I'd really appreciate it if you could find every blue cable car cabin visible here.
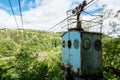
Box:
[61,0,103,79]
[62,29,102,76]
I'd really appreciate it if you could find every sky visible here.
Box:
[0,0,120,36]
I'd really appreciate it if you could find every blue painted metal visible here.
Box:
[62,30,102,76]
[62,31,81,73]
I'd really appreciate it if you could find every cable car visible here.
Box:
[61,0,103,79]
[62,29,102,76]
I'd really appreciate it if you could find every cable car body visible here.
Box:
[62,29,102,76]
[60,0,103,79]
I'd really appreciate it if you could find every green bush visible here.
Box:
[102,36,120,79]
[0,29,120,80]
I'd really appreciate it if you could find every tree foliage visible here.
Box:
[102,35,120,79]
[0,29,120,80]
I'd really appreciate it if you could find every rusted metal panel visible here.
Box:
[62,30,102,76]
[81,32,102,76]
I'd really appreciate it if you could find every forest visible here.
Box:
[0,29,120,80]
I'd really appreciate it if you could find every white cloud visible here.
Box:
[0,9,23,29]
[0,0,71,30]
[0,9,14,28]
[0,0,120,35]
[22,0,71,30]
[35,0,43,7]
[28,1,34,8]
[99,0,120,11]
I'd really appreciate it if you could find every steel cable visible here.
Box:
[8,0,19,29]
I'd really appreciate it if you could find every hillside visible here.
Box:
[0,29,63,80]
[0,29,120,80]
[0,29,61,57]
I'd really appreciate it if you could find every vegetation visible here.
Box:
[0,29,63,80]
[102,35,120,79]
[0,29,120,80]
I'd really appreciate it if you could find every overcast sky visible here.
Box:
[0,0,120,35]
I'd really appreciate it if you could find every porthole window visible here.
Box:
[74,39,79,49]
[62,40,66,48]
[94,40,101,51]
[83,38,91,50]
[68,40,72,48]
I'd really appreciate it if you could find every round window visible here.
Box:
[74,39,79,49]
[94,40,101,51]
[62,40,66,48]
[68,40,72,48]
[83,38,91,50]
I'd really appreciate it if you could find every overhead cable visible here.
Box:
[18,0,24,29]
[48,0,100,31]
[48,0,94,31]
[8,0,19,29]
[84,0,100,11]
[83,11,102,16]
[18,0,25,41]
[48,14,74,31]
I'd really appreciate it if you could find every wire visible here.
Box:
[48,0,94,31]
[55,20,67,30]
[48,14,74,31]
[61,18,101,29]
[48,0,101,31]
[61,21,76,29]
[18,0,24,28]
[18,0,25,41]
[84,0,100,11]
[75,0,98,16]
[82,20,102,24]
[8,0,19,29]
[83,11,102,16]
[83,24,100,29]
